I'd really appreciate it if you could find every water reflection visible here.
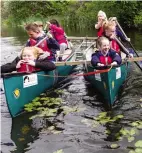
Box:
[11,114,39,153]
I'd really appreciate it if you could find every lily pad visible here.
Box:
[128,136,135,142]
[110,144,119,149]
[53,149,64,153]
[135,148,142,153]
[135,140,142,148]
[129,150,136,153]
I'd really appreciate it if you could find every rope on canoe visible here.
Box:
[37,66,112,78]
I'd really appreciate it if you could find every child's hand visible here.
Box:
[39,52,50,59]
[97,63,105,67]
[110,33,116,39]
[128,53,133,58]
[47,32,53,38]
[26,60,35,66]
[16,60,25,68]
[111,61,117,66]
[46,22,51,27]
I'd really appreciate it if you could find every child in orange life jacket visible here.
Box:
[91,37,122,67]
[102,21,134,57]
[1,47,56,73]
[25,23,60,61]
[95,10,107,37]
[46,19,68,61]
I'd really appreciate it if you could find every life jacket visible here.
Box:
[29,38,53,60]
[97,27,104,37]
[50,29,67,45]
[110,39,120,53]
[100,56,113,65]
[17,63,40,72]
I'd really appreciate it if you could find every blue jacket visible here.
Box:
[91,49,122,67]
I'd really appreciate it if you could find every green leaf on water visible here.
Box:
[120,128,129,136]
[129,128,137,136]
[48,126,55,131]
[32,97,40,102]
[128,136,135,142]
[53,149,64,153]
[105,130,111,134]
[98,112,107,118]
[131,122,139,127]
[135,148,142,153]
[135,140,142,148]
[137,125,142,129]
[110,144,119,149]
[129,150,136,153]
[52,130,62,134]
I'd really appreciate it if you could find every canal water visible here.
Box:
[1,26,142,153]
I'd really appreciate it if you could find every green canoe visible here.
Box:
[84,63,130,107]
[2,48,77,117]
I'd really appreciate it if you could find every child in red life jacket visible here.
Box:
[95,10,107,37]
[1,47,56,73]
[102,21,134,57]
[46,19,68,61]
[33,21,46,37]
[25,23,60,61]
[91,37,122,67]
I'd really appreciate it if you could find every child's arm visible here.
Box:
[111,50,122,66]
[91,53,104,66]
[95,21,103,29]
[35,59,56,71]
[47,38,60,50]
[47,22,64,34]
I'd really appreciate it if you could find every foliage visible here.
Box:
[1,1,142,30]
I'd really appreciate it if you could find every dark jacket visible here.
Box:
[91,49,122,67]
[1,56,56,73]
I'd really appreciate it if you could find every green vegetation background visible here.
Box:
[1,1,142,30]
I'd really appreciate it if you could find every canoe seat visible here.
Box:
[56,49,72,61]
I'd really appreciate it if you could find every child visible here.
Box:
[102,21,134,57]
[95,10,107,37]
[46,19,68,61]
[91,37,122,67]
[1,47,56,73]
[25,23,60,61]
[108,17,130,42]
[33,21,46,37]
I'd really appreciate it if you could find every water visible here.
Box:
[1,26,142,153]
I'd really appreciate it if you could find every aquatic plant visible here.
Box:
[53,149,64,153]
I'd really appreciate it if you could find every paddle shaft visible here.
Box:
[114,37,130,56]
[115,37,142,71]
[54,57,142,66]
[116,20,139,57]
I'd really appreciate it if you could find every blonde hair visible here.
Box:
[21,47,43,59]
[25,23,40,33]
[103,21,115,31]
[98,10,107,20]
[97,36,110,48]
[33,21,43,27]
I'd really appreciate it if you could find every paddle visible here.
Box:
[115,19,140,57]
[54,57,142,66]
[114,37,142,71]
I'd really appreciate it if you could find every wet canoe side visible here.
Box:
[84,63,130,106]
[3,64,75,117]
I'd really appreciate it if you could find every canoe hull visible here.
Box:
[3,64,75,117]
[84,63,130,106]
